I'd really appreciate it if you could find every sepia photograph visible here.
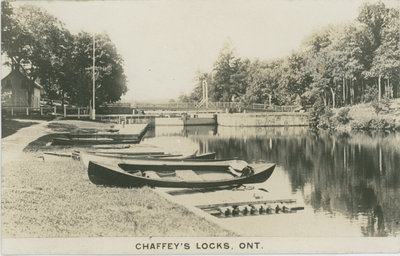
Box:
[1,0,400,254]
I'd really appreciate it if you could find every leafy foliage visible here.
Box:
[335,107,351,125]
[183,2,399,112]
[1,2,127,106]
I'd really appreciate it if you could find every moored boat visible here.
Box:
[52,124,149,145]
[52,137,142,145]
[79,151,217,168]
[88,161,275,188]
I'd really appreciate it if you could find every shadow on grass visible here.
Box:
[23,133,90,152]
[47,122,78,133]
[2,119,39,138]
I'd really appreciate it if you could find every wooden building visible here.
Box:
[1,69,43,108]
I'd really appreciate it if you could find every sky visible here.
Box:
[8,0,399,102]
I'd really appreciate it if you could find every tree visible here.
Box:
[241,59,282,105]
[68,32,128,107]
[358,2,398,101]
[212,42,249,102]
[368,7,400,100]
[278,52,312,105]
[1,3,128,107]
[186,2,400,108]
[2,3,73,105]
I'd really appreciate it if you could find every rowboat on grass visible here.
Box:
[87,160,275,188]
[79,151,217,168]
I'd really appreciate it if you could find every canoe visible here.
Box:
[80,151,217,168]
[68,133,141,140]
[88,161,275,188]
[53,124,149,145]
[91,145,131,149]
[84,151,215,159]
[52,137,142,145]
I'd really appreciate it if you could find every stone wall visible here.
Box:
[217,112,309,127]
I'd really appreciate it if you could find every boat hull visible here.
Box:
[52,137,142,145]
[88,161,275,188]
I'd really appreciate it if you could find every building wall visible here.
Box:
[32,87,41,108]
[1,71,41,107]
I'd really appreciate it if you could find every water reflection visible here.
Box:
[144,125,400,237]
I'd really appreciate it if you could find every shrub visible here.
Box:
[318,107,334,129]
[335,107,351,125]
[350,118,395,131]
[363,87,378,103]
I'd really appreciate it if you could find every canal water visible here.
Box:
[143,125,400,237]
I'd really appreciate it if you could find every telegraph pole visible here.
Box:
[91,33,96,120]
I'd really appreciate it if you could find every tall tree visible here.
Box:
[68,32,127,107]
[212,42,249,102]
[1,3,128,106]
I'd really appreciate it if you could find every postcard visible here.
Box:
[1,0,400,254]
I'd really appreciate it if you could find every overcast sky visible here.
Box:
[9,0,399,102]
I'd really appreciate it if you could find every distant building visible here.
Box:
[1,69,43,108]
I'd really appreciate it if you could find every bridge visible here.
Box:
[133,102,300,112]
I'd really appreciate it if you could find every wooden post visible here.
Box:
[78,108,80,119]
[63,105,67,117]
[26,107,29,116]
[40,107,43,116]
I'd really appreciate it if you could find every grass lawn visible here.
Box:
[1,120,235,238]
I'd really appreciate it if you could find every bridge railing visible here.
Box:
[134,102,300,112]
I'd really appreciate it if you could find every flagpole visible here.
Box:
[91,33,96,120]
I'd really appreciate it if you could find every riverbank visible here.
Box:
[331,99,400,132]
[1,120,234,238]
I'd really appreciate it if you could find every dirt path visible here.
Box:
[1,120,49,166]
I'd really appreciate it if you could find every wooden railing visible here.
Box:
[2,106,90,118]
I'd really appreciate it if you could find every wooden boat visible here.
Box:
[92,145,131,149]
[67,133,142,140]
[80,151,216,168]
[88,161,275,188]
[52,137,142,145]
[85,150,215,159]
[53,124,149,145]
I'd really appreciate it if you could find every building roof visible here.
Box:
[1,69,43,89]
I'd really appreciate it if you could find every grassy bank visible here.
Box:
[1,118,39,138]
[1,120,235,238]
[2,154,234,238]
[318,99,400,132]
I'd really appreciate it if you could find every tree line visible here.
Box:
[181,2,400,109]
[1,2,127,107]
